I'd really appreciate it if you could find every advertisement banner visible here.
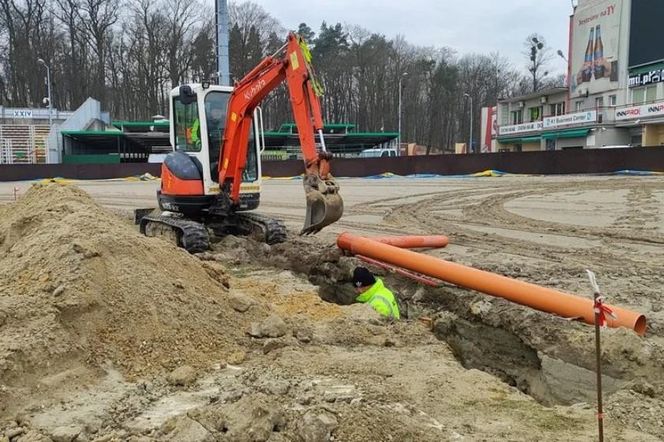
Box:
[629,0,664,68]
[628,68,664,87]
[543,111,597,128]
[498,122,543,136]
[480,106,497,152]
[571,0,623,95]
[615,101,664,120]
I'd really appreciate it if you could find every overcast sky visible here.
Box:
[248,0,573,75]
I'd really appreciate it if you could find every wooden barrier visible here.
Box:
[1,147,663,181]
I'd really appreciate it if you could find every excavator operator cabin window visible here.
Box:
[204,91,230,174]
[173,94,200,152]
[243,136,258,182]
[204,90,258,183]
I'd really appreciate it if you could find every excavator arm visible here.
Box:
[218,32,343,234]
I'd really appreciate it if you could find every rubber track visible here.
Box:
[237,212,287,245]
[141,214,210,253]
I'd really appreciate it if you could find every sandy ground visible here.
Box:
[1,175,663,441]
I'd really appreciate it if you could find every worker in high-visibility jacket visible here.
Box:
[187,106,223,149]
[352,267,400,319]
[189,118,201,146]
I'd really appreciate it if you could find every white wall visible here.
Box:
[47,98,103,164]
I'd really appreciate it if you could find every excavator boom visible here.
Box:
[218,32,343,234]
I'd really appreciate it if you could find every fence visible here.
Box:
[0,125,50,164]
[2,147,663,182]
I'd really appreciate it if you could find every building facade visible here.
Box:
[495,0,664,151]
[616,0,664,146]
[0,106,76,164]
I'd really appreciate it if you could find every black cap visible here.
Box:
[352,267,376,288]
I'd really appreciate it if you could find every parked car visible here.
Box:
[358,148,398,158]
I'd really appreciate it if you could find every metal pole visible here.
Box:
[398,78,402,154]
[464,93,473,154]
[469,96,473,154]
[594,295,605,442]
[216,0,230,86]
[317,129,327,153]
[586,269,606,442]
[46,64,52,128]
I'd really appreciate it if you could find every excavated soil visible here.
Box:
[1,177,663,441]
[0,185,259,412]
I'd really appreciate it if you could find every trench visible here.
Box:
[213,236,627,407]
[430,312,624,406]
[309,269,627,407]
[305,258,626,406]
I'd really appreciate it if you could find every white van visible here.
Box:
[358,148,398,158]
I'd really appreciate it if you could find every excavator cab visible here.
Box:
[167,83,262,212]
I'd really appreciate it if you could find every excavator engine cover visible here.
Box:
[302,174,343,235]
[159,151,215,216]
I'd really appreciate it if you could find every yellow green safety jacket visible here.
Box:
[190,119,200,144]
[355,278,400,319]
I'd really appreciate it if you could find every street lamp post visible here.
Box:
[37,58,52,127]
[556,49,568,62]
[464,93,473,154]
[557,49,569,88]
[398,72,407,155]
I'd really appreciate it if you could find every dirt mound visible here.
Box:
[232,269,345,322]
[0,184,252,403]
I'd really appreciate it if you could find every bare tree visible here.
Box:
[79,0,119,103]
[524,33,552,92]
[190,18,216,82]
[0,0,532,145]
[163,0,200,88]
[1,0,68,107]
[229,1,284,52]
[53,0,87,106]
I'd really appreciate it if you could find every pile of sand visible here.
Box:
[0,184,254,391]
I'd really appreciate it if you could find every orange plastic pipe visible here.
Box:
[338,233,646,336]
[357,255,442,287]
[371,235,449,249]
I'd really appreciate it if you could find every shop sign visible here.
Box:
[499,111,598,136]
[629,69,664,87]
[615,102,664,120]
[544,111,597,128]
[12,109,33,118]
[498,121,543,136]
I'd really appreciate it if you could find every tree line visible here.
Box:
[0,0,563,152]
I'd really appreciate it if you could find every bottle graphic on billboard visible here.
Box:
[593,25,605,79]
[582,27,595,83]
[572,2,621,92]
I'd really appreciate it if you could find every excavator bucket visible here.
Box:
[301,175,343,235]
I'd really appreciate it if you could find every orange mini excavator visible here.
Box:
[138,33,343,252]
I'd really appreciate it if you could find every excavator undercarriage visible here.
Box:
[138,210,286,253]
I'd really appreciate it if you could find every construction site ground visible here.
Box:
[0,174,663,441]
